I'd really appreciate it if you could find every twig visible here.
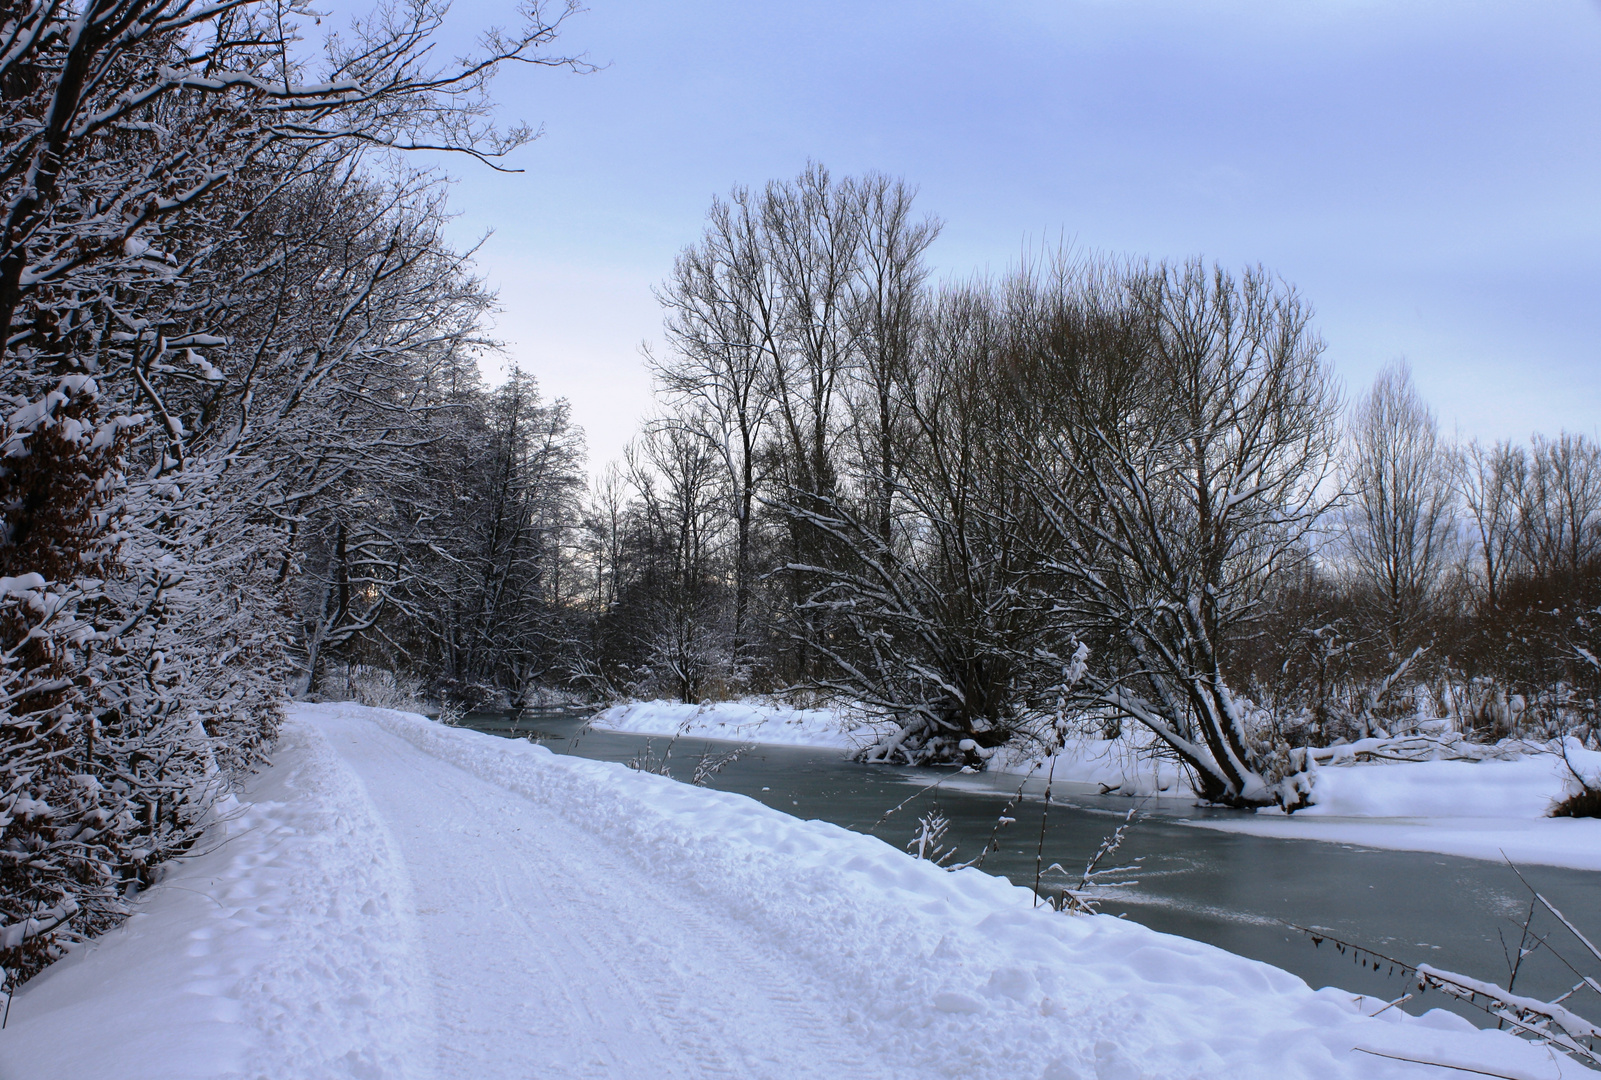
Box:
[1032,758,1057,907]
[959,766,1037,870]
[865,774,954,835]
[1499,897,1540,1027]
[167,822,262,862]
[1502,855,1601,968]
[1352,1046,1539,1080]
[1369,993,1413,1017]
[691,742,755,786]
[1053,807,1142,913]
[1291,924,1599,1063]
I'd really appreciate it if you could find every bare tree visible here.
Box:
[399,371,584,705]
[1457,439,1524,613]
[844,175,942,546]
[1343,362,1457,658]
[652,165,941,687]
[1517,433,1601,582]
[652,189,782,659]
[582,464,632,617]
[761,162,862,506]
[785,282,1058,763]
[626,421,733,702]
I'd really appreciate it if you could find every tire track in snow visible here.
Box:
[318,710,910,1080]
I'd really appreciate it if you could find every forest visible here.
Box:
[1,0,1597,987]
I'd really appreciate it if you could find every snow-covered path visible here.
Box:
[2,703,1593,1080]
[326,709,905,1080]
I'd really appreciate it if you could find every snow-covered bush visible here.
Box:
[320,666,427,712]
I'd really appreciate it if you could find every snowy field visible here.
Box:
[591,699,1601,872]
[0,703,1588,1080]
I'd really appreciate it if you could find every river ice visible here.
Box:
[0,703,1589,1079]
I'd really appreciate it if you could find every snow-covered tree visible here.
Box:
[1019,260,1340,808]
[1,0,580,981]
[787,283,1059,764]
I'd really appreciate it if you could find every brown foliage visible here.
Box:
[0,379,129,981]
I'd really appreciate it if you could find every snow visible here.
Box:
[587,699,1601,870]
[0,714,430,1080]
[0,573,46,597]
[989,736,1188,795]
[1291,747,1596,819]
[1178,742,1601,872]
[970,730,1601,872]
[591,698,880,749]
[1,706,1592,1079]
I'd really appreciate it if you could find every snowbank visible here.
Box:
[5,703,1590,1079]
[0,717,431,1080]
[988,732,1601,869]
[988,735,1187,795]
[590,698,881,749]
[992,733,1601,809]
[1297,744,1600,820]
[1187,741,1601,871]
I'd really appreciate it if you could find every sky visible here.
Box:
[363,0,1601,471]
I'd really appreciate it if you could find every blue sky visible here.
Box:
[391,0,1601,468]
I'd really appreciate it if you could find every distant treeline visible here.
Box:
[545,166,1598,804]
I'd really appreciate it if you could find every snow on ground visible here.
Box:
[0,714,431,1080]
[1290,744,1598,820]
[988,735,1187,795]
[1184,743,1601,872]
[963,729,1601,873]
[2,703,1590,1080]
[590,698,881,749]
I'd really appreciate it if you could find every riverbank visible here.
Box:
[590,697,875,749]
[1,703,1587,1079]
[589,699,1601,871]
